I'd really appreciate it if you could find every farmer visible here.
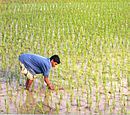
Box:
[19,53,60,90]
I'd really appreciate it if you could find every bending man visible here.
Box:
[19,53,60,90]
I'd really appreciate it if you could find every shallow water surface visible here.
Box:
[0,77,129,114]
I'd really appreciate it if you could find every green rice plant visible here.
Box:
[66,101,70,113]
[55,85,59,95]
[60,93,63,100]
[111,98,116,110]
[120,94,127,114]
[0,1,129,114]
[37,102,45,114]
[70,91,74,104]
[76,96,81,111]
[8,89,13,99]
[6,81,9,94]
[55,103,60,114]
[110,106,113,114]
[95,91,99,109]
[4,98,9,114]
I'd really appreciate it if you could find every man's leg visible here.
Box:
[26,78,33,90]
[19,62,34,90]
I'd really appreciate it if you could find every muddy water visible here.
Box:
[0,76,129,114]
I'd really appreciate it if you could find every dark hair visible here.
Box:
[50,55,60,64]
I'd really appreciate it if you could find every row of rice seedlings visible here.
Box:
[0,1,128,67]
[0,1,129,114]
[2,34,125,111]
[2,54,128,114]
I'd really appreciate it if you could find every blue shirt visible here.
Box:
[19,53,51,77]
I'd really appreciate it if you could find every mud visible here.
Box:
[0,76,129,114]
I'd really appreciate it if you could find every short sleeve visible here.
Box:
[40,58,51,77]
[43,70,50,77]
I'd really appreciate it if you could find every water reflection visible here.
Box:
[20,90,54,114]
[35,90,55,114]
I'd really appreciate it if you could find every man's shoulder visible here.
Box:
[40,57,50,63]
[42,58,51,68]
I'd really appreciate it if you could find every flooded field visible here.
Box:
[0,0,129,114]
[0,70,129,114]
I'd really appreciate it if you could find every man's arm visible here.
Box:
[44,76,54,90]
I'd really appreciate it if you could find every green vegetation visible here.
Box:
[0,0,129,114]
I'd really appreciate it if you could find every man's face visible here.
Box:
[51,60,58,68]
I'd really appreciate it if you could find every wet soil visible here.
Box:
[0,76,129,114]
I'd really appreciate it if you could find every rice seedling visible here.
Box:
[66,101,71,113]
[55,103,60,114]
[4,98,10,114]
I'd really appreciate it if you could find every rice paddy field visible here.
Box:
[0,0,129,114]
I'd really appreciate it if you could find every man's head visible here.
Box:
[50,55,60,67]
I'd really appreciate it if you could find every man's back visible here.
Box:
[19,53,51,76]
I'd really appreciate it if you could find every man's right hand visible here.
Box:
[48,84,54,90]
